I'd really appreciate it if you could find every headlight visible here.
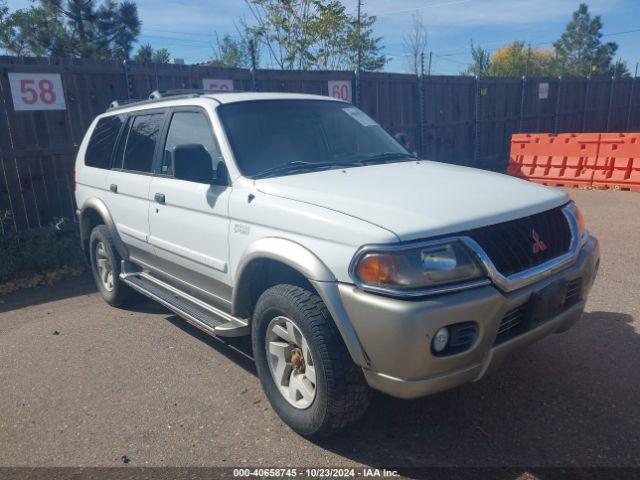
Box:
[351,241,485,292]
[567,201,587,245]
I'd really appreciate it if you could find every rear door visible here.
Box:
[107,110,166,262]
[146,108,232,307]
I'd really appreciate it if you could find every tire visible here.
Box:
[252,284,371,438]
[89,225,138,307]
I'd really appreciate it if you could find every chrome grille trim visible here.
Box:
[349,203,583,298]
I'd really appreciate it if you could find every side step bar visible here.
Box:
[120,267,249,338]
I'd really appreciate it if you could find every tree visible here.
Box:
[243,0,386,71]
[402,13,427,75]
[462,42,491,76]
[610,59,630,78]
[152,48,171,64]
[0,4,69,56]
[134,43,171,64]
[210,33,252,68]
[0,0,140,59]
[486,41,558,77]
[553,3,625,76]
[0,0,7,28]
[345,10,386,71]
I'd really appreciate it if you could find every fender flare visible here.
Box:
[232,237,370,368]
[78,197,129,260]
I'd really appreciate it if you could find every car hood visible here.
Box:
[254,161,569,242]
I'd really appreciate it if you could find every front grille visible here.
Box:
[466,207,572,277]
[494,277,584,345]
[496,304,528,339]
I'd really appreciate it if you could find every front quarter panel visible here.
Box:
[227,178,399,284]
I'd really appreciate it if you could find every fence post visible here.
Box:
[418,52,426,157]
[519,75,527,132]
[553,76,562,134]
[122,60,133,99]
[581,76,591,131]
[606,75,615,131]
[626,73,637,131]
[249,39,258,92]
[473,76,481,167]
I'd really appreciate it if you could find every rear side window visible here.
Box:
[85,115,124,169]
[118,113,164,173]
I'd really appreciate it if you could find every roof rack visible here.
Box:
[107,99,145,110]
[149,88,244,99]
[106,88,244,112]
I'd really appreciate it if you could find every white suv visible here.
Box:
[75,90,600,437]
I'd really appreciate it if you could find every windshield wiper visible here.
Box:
[252,160,365,179]
[252,161,320,179]
[360,152,417,165]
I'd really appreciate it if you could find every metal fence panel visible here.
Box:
[0,56,638,234]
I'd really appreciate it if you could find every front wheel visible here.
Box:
[252,284,371,438]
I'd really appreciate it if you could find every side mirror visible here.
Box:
[214,161,229,186]
[173,144,215,184]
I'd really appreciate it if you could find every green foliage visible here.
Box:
[553,3,626,77]
[462,42,491,76]
[134,43,171,63]
[464,4,629,78]
[0,213,86,285]
[209,33,253,68]
[244,0,386,71]
[486,42,559,77]
[0,0,141,60]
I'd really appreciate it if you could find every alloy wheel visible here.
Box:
[265,316,317,409]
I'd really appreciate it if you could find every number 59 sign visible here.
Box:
[8,73,67,111]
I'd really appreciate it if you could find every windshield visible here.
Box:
[217,100,412,178]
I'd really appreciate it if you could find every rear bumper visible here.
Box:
[338,235,600,399]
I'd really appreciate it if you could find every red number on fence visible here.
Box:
[207,82,230,90]
[20,79,38,104]
[39,79,57,104]
[19,78,57,105]
[331,84,349,101]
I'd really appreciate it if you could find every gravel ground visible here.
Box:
[0,188,639,469]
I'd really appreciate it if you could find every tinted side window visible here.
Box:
[85,115,124,169]
[162,111,222,176]
[120,113,164,173]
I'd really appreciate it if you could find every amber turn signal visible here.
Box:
[574,204,585,236]
[356,254,397,284]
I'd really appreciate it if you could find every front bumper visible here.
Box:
[338,235,600,399]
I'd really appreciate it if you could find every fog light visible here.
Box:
[432,327,450,353]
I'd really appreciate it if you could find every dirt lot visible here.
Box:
[1,188,639,469]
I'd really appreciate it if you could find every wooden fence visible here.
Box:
[1,56,639,235]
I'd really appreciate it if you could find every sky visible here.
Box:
[6,0,640,74]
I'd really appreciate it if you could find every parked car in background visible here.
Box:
[75,90,600,437]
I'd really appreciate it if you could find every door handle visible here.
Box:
[154,193,166,204]
[110,184,118,193]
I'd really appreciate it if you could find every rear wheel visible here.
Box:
[89,225,137,307]
[252,284,371,438]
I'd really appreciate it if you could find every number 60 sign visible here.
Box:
[8,73,67,111]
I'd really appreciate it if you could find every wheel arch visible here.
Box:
[232,238,370,368]
[78,197,129,260]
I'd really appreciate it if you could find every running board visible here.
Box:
[120,267,249,338]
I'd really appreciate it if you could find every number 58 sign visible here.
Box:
[9,73,67,111]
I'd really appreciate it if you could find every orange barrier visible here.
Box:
[507,133,600,188]
[591,133,640,192]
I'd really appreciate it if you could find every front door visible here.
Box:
[147,109,232,308]
[107,110,166,262]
